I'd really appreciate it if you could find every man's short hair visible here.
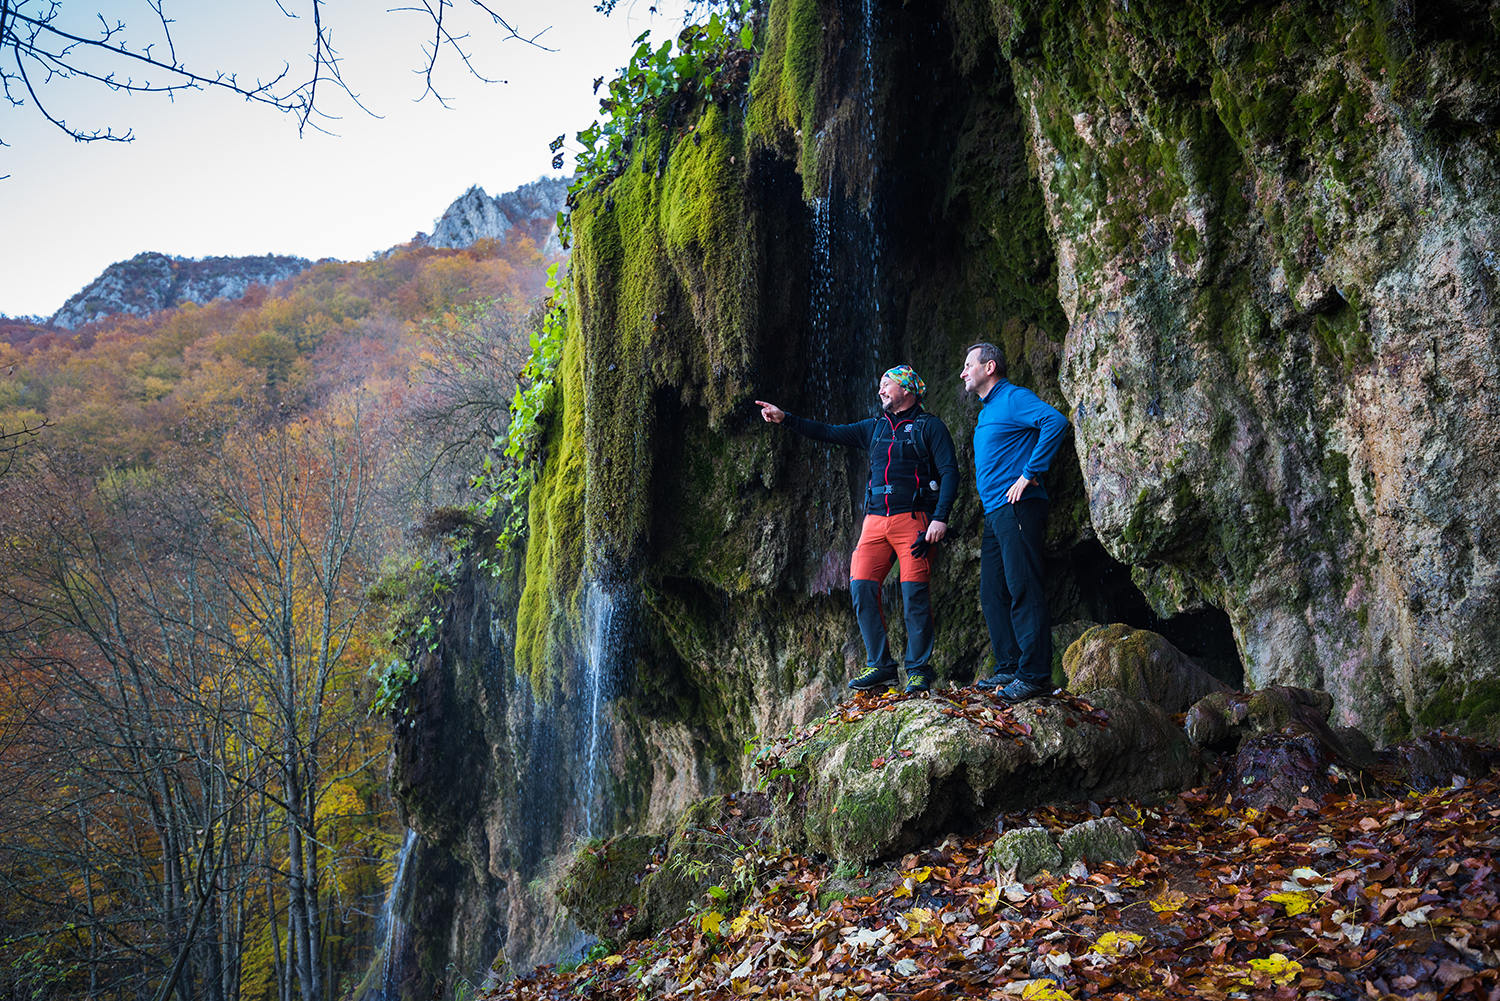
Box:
[967,342,1007,379]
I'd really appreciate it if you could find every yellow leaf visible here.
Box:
[892,880,914,899]
[907,866,933,883]
[1018,980,1075,1000]
[1149,887,1189,913]
[698,911,724,936]
[1246,953,1303,986]
[1265,891,1319,916]
[979,884,1001,912]
[1089,932,1144,957]
[730,914,750,937]
[602,955,625,966]
[1051,881,1071,903]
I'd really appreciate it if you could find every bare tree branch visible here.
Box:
[0,0,551,145]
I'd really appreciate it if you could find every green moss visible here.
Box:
[514,327,587,689]
[746,0,824,189]
[569,99,755,572]
[1313,293,1372,372]
[1416,677,1500,735]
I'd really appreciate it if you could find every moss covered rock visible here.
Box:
[555,835,657,941]
[776,690,1200,863]
[1056,817,1146,870]
[988,828,1061,883]
[1064,623,1231,712]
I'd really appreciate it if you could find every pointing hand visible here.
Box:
[754,400,785,423]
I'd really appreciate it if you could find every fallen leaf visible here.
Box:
[1245,953,1303,986]
[1149,886,1190,913]
[1089,931,1144,957]
[1264,890,1319,916]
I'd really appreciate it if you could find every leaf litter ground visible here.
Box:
[482,690,1500,1001]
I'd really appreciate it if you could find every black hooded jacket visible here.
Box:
[782,405,959,521]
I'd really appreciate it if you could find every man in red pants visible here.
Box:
[756,366,959,693]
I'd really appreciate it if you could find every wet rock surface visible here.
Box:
[1376,734,1500,792]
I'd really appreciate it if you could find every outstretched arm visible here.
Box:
[757,402,873,449]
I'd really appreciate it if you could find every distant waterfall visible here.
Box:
[372,830,417,1001]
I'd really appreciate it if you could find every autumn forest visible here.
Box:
[0,232,563,1000]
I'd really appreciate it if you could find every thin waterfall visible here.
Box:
[808,194,834,420]
[373,830,417,1001]
[860,0,884,402]
[578,582,622,837]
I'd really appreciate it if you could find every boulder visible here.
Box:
[1063,624,1230,713]
[766,690,1201,863]
[1219,726,1345,810]
[1377,735,1500,792]
[1189,686,1381,809]
[555,834,657,941]
[988,828,1061,882]
[989,817,1146,883]
[1185,686,1372,763]
[554,791,772,944]
[1056,816,1146,869]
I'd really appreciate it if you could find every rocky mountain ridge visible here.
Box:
[41,177,570,330]
[50,252,314,329]
[422,177,569,252]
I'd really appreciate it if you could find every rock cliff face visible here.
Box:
[427,178,570,252]
[50,252,312,328]
[389,0,1500,994]
[1000,3,1500,743]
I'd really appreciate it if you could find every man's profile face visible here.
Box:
[960,348,994,394]
[878,375,912,413]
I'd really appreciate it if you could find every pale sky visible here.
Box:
[0,1,666,318]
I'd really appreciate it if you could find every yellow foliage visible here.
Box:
[1246,953,1304,985]
[1264,890,1319,915]
[1088,931,1144,957]
[1149,886,1190,913]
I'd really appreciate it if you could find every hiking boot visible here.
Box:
[995,677,1053,703]
[904,670,932,694]
[848,665,899,691]
[975,670,1017,691]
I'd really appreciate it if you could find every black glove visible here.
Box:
[910,536,930,559]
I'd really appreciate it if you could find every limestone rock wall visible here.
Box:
[996,1,1500,742]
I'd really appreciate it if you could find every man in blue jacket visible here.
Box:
[959,342,1069,703]
[757,366,959,694]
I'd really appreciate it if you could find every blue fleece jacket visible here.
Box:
[974,380,1069,512]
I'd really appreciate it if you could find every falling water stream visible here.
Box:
[578,582,622,837]
[373,829,417,1001]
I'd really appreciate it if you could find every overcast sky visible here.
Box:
[0,0,665,319]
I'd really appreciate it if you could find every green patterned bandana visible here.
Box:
[883,365,926,399]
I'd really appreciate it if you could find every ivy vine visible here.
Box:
[557,1,758,245]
